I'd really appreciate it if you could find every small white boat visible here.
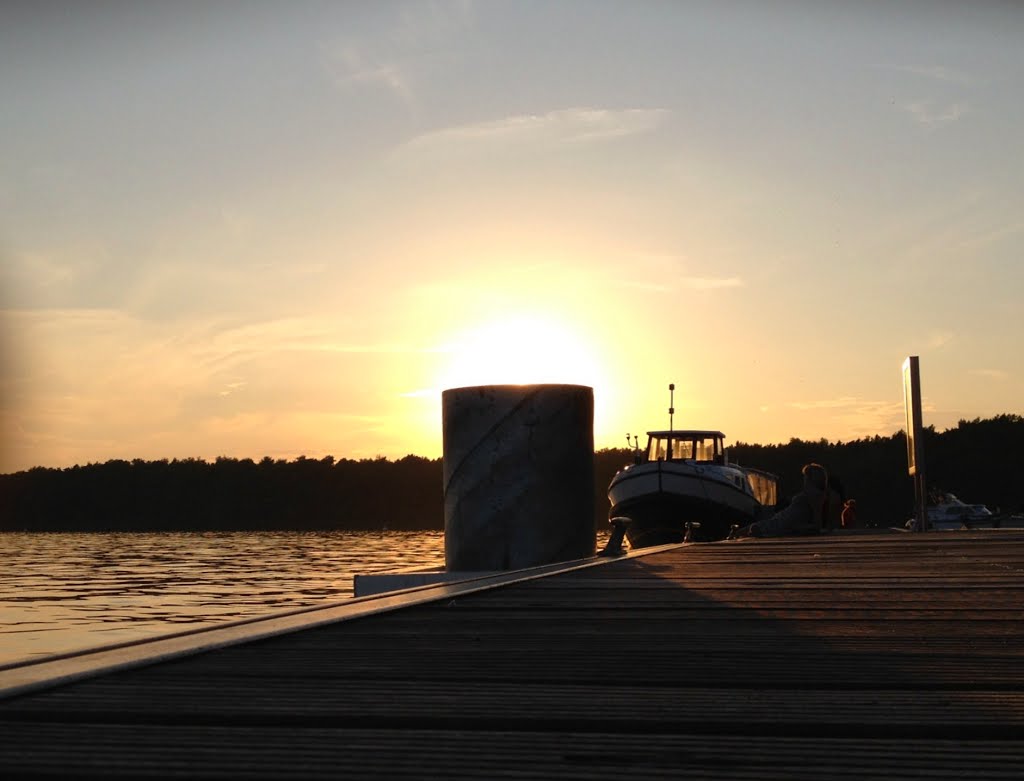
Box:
[607,429,780,547]
[907,492,995,530]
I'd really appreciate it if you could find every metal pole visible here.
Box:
[668,383,675,434]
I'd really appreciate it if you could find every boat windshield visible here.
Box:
[647,435,721,462]
[745,469,778,507]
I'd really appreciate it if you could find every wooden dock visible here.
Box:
[2,530,1024,778]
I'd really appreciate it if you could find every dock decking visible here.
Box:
[2,530,1024,778]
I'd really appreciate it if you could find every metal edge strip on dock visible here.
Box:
[0,543,682,701]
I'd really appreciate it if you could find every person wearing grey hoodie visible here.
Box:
[735,463,830,538]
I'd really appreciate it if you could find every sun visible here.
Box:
[435,313,609,393]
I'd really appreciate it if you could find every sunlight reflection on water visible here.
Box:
[0,530,446,665]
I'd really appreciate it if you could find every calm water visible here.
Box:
[0,531,446,666]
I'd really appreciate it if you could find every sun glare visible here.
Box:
[436,314,609,393]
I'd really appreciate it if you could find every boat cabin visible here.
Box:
[645,430,727,464]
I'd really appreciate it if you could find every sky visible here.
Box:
[1,1,1022,472]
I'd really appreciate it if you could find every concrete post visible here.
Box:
[442,384,595,571]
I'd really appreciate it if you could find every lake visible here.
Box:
[1,529,610,667]
[0,530,447,666]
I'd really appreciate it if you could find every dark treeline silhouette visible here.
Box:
[2,415,1022,532]
[0,455,444,532]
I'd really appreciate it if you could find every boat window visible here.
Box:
[670,439,694,459]
[746,471,779,507]
[695,439,718,461]
[648,436,725,461]
[647,437,668,461]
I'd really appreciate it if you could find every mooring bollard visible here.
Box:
[442,384,595,571]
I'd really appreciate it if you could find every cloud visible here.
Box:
[617,275,742,293]
[610,252,741,294]
[400,388,438,399]
[319,1,476,107]
[680,276,743,290]
[785,397,908,440]
[969,369,1008,381]
[927,330,955,349]
[620,280,675,294]
[788,396,861,411]
[902,100,969,128]
[395,107,669,157]
[2,307,441,469]
[951,220,1024,252]
[9,251,79,290]
[3,309,433,398]
[177,317,441,376]
[875,63,974,86]
[2,307,127,330]
[321,44,414,104]
[217,381,247,398]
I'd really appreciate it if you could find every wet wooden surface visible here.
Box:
[2,530,1024,779]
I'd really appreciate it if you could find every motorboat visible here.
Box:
[607,429,780,547]
[907,492,996,530]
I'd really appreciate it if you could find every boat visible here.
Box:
[906,492,996,530]
[607,428,780,547]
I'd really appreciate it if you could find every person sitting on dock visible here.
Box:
[733,463,830,538]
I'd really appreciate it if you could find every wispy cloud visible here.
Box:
[927,330,955,349]
[612,252,742,294]
[10,251,79,289]
[874,63,974,132]
[616,275,741,293]
[951,220,1024,252]
[788,396,861,411]
[396,107,669,157]
[970,368,1008,381]
[902,100,969,128]
[320,1,477,107]
[2,307,126,327]
[218,381,247,398]
[875,63,974,86]
[619,280,674,293]
[186,317,443,372]
[680,276,743,290]
[321,44,414,104]
[400,388,438,399]
[785,397,908,440]
[2,307,445,469]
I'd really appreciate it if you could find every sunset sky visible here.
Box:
[2,1,1022,472]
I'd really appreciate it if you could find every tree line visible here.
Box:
[727,414,1024,524]
[0,455,443,532]
[1,415,1021,532]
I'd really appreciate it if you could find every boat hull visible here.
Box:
[608,461,762,546]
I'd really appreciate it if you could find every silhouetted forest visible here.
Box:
[2,415,1021,532]
[0,455,443,532]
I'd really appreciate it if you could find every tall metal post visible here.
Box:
[902,357,928,532]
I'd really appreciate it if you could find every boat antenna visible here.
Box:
[626,433,640,464]
[668,383,675,434]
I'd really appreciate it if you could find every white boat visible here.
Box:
[607,429,780,547]
[907,492,996,530]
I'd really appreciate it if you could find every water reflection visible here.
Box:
[0,531,445,665]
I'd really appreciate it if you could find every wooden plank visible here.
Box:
[2,724,1023,780]
[7,678,1023,734]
